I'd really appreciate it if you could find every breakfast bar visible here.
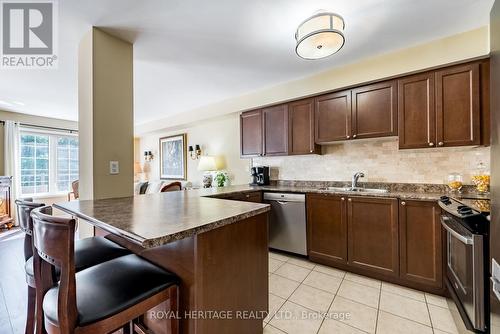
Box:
[54,191,270,334]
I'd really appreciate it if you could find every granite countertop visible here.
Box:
[55,190,270,248]
[55,182,489,248]
[203,184,490,201]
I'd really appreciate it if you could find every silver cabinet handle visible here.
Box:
[346,135,350,139]
[438,142,444,146]
[401,201,406,206]
[310,150,314,153]
[441,216,473,245]
[353,134,357,139]
[341,197,345,201]
[348,198,352,202]
[429,142,435,147]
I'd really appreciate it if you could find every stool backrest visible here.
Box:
[160,181,182,192]
[15,198,45,261]
[31,206,78,332]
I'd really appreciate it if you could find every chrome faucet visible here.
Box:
[352,172,365,189]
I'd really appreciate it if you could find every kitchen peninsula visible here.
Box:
[54,190,270,334]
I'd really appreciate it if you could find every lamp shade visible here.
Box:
[197,156,218,171]
[295,12,345,60]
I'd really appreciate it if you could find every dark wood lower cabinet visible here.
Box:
[347,197,399,278]
[214,191,262,203]
[307,194,347,265]
[399,200,443,289]
[306,195,444,294]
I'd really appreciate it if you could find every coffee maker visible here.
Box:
[250,166,270,186]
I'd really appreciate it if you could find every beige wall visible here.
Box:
[78,28,134,201]
[139,113,251,187]
[78,28,134,238]
[253,138,490,184]
[136,27,490,135]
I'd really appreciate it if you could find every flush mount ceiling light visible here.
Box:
[295,12,345,60]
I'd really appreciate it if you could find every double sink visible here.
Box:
[317,186,389,194]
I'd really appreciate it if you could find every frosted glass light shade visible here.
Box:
[197,156,218,171]
[295,12,345,60]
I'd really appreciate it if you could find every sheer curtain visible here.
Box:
[4,120,20,224]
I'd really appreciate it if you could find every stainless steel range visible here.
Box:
[438,196,490,332]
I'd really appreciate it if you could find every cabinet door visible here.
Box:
[398,72,436,149]
[240,110,263,157]
[307,194,347,265]
[288,98,320,155]
[263,104,288,156]
[435,63,481,147]
[347,197,399,277]
[352,81,397,139]
[315,90,352,143]
[399,200,442,288]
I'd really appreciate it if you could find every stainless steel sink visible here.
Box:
[318,187,389,194]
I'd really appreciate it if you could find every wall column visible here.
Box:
[78,27,134,237]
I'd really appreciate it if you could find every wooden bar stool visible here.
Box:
[15,199,132,334]
[160,182,182,192]
[31,206,180,334]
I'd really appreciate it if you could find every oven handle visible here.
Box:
[441,216,473,245]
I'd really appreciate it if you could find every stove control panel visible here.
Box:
[438,196,481,218]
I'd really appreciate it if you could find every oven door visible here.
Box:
[441,215,485,331]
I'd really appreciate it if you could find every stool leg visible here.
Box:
[168,286,179,334]
[25,286,36,334]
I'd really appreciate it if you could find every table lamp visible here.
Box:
[197,156,218,188]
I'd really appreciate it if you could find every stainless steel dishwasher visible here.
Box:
[263,192,307,256]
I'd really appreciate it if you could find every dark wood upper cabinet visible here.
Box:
[399,200,442,289]
[263,104,288,156]
[347,197,399,278]
[288,99,320,155]
[435,63,481,147]
[315,90,352,143]
[240,110,263,157]
[352,81,398,139]
[307,194,347,265]
[398,72,436,149]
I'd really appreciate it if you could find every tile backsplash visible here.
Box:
[252,138,490,184]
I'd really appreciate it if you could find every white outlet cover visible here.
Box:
[110,161,119,175]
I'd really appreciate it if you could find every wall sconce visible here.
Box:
[188,145,201,160]
[144,151,153,162]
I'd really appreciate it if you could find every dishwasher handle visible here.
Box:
[263,192,305,202]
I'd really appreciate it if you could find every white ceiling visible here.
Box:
[0,0,494,125]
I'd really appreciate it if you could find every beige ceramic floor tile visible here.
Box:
[424,293,449,308]
[275,263,312,282]
[319,319,366,334]
[381,282,425,302]
[269,273,300,299]
[428,304,459,334]
[269,251,291,262]
[379,291,431,326]
[266,293,286,323]
[337,279,380,308]
[313,264,347,279]
[303,270,343,294]
[264,324,287,333]
[270,301,323,334]
[287,257,316,269]
[289,284,335,313]
[345,273,381,289]
[269,258,285,273]
[329,296,378,333]
[376,310,433,334]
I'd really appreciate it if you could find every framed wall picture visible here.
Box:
[159,134,187,180]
